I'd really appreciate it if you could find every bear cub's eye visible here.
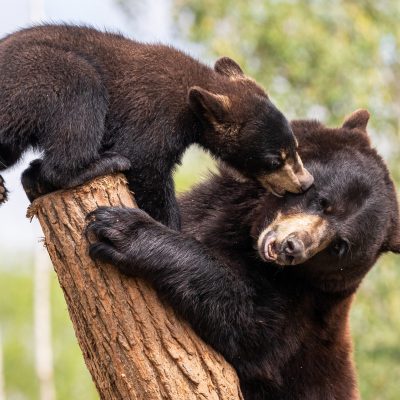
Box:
[331,239,349,258]
[270,160,282,169]
[265,156,283,171]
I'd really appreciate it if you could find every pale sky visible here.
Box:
[0,0,182,257]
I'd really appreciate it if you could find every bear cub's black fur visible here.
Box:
[0,24,312,228]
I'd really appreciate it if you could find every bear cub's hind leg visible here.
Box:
[64,152,131,188]
[22,154,131,202]
[21,160,56,202]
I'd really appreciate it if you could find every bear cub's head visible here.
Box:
[188,57,313,196]
[256,110,399,290]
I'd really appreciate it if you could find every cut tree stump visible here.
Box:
[27,174,243,400]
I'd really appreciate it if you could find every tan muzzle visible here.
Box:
[259,153,314,197]
[257,212,334,265]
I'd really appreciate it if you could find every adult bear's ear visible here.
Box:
[214,57,244,78]
[188,86,230,124]
[382,213,400,253]
[385,230,400,253]
[342,109,370,132]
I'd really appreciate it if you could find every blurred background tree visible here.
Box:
[173,0,400,175]
[0,1,399,399]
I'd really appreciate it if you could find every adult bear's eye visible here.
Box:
[331,239,349,258]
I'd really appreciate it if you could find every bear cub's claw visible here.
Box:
[0,175,8,204]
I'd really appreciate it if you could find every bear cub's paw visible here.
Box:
[21,159,56,202]
[0,175,8,204]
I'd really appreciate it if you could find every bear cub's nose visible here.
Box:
[299,172,314,192]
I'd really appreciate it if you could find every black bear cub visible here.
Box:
[0,24,313,229]
[88,109,400,399]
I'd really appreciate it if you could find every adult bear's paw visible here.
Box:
[86,207,159,270]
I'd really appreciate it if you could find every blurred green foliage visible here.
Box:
[1,1,399,399]
[0,260,97,400]
[173,0,400,179]
[351,254,400,400]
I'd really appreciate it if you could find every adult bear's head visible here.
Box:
[256,110,399,291]
[188,57,313,196]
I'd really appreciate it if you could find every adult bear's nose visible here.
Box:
[282,236,305,262]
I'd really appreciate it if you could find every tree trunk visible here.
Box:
[27,174,243,400]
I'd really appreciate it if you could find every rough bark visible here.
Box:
[27,174,243,400]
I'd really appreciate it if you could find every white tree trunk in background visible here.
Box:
[34,247,56,400]
[29,4,56,398]
[0,328,5,400]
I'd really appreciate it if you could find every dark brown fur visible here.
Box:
[87,113,399,399]
[0,24,311,229]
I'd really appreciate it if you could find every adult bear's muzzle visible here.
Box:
[257,212,335,265]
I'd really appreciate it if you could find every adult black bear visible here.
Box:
[88,109,400,399]
[0,24,313,229]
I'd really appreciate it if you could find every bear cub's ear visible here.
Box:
[188,87,230,124]
[342,109,370,132]
[214,57,244,78]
